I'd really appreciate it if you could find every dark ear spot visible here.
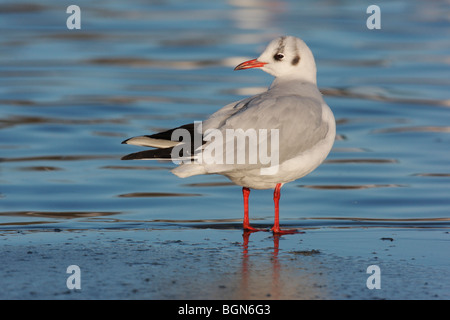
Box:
[291,55,300,66]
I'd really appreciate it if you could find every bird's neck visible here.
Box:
[269,76,318,94]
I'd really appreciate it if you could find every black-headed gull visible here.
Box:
[122,36,336,234]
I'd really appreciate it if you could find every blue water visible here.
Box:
[0,0,449,299]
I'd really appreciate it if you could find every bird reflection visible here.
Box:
[240,230,285,299]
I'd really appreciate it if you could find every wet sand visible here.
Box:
[1,227,448,300]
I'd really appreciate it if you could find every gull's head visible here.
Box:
[234,36,317,83]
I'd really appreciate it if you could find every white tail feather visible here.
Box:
[123,136,181,148]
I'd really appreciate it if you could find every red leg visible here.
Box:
[242,187,263,232]
[271,183,298,234]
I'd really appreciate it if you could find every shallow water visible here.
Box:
[1,0,449,300]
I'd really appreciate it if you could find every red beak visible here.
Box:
[234,58,267,71]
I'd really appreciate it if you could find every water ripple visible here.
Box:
[117,192,202,198]
[372,126,450,134]
[324,158,398,164]
[321,87,450,108]
[299,184,405,190]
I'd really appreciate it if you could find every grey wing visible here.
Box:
[202,93,329,167]
[202,96,255,131]
[272,95,329,162]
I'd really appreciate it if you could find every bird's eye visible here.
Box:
[274,53,285,61]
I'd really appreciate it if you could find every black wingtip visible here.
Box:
[121,147,175,161]
[121,138,129,145]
